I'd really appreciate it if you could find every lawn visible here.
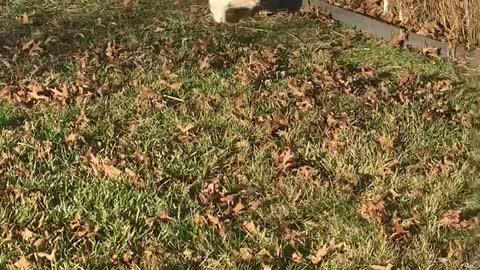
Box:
[0,0,478,269]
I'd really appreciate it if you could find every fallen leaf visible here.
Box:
[261,263,272,270]
[440,209,473,228]
[64,133,78,148]
[274,147,296,172]
[422,47,440,58]
[359,197,385,224]
[102,164,121,177]
[399,70,417,86]
[232,200,245,215]
[75,111,88,130]
[308,239,334,264]
[18,13,32,25]
[157,211,175,222]
[123,0,134,13]
[388,31,407,47]
[242,221,258,235]
[13,256,32,269]
[207,214,226,237]
[378,136,394,150]
[21,228,34,242]
[124,168,145,188]
[159,80,183,91]
[292,251,303,262]
[122,250,134,265]
[389,211,410,241]
[239,247,253,261]
[370,263,394,270]
[105,41,117,64]
[33,237,47,250]
[297,166,317,179]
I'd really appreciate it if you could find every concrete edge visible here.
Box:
[301,0,480,69]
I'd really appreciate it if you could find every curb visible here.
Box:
[301,0,480,69]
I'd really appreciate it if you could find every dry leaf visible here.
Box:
[242,221,258,235]
[378,136,394,150]
[308,239,334,264]
[18,13,32,25]
[232,200,245,215]
[102,164,121,177]
[157,211,175,222]
[21,228,34,242]
[359,197,385,224]
[399,70,417,86]
[239,247,253,261]
[13,256,32,269]
[65,133,78,147]
[33,237,47,250]
[370,263,394,270]
[124,168,145,188]
[297,166,317,179]
[389,211,410,241]
[292,251,303,262]
[274,147,296,172]
[440,209,473,228]
[388,31,407,47]
[207,214,226,237]
[123,0,134,13]
[422,47,440,58]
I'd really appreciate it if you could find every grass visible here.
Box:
[0,0,478,269]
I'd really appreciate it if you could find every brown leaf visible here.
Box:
[440,209,473,228]
[232,200,245,215]
[64,133,78,148]
[274,147,296,172]
[361,67,377,80]
[21,228,34,242]
[308,239,335,264]
[370,263,394,270]
[389,211,410,241]
[399,70,417,86]
[122,250,134,265]
[359,197,385,224]
[33,237,47,250]
[297,166,317,179]
[387,31,407,47]
[102,164,121,177]
[105,41,117,64]
[75,111,88,130]
[159,80,183,91]
[123,0,134,13]
[242,221,258,235]
[18,13,32,25]
[292,251,303,263]
[157,211,175,222]
[124,168,145,188]
[239,247,253,261]
[207,214,226,237]
[422,47,440,58]
[13,256,32,269]
[177,124,195,134]
[199,56,210,71]
[378,136,394,150]
[37,249,56,261]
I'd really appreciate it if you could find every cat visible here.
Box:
[209,0,261,23]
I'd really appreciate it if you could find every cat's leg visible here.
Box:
[209,0,228,23]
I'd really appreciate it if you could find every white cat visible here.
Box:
[209,0,261,23]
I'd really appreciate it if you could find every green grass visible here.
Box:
[0,0,478,269]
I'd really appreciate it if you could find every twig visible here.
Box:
[238,26,270,33]
[163,95,184,102]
